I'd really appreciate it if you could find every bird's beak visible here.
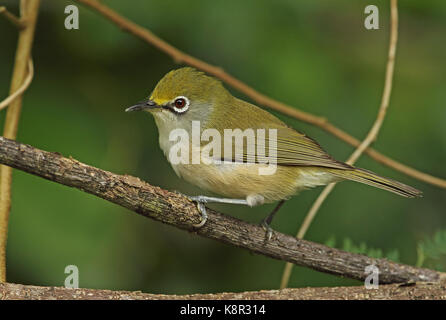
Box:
[125,99,159,112]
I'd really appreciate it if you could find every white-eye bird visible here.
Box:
[126,67,421,237]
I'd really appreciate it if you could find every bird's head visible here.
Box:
[126,67,231,130]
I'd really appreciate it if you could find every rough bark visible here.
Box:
[1,280,445,300]
[0,136,440,284]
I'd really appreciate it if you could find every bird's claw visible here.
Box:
[261,220,274,241]
[188,196,208,228]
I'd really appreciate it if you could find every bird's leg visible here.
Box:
[261,200,286,241]
[187,195,249,228]
[188,195,249,205]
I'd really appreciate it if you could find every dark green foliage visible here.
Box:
[324,236,400,262]
[417,230,446,271]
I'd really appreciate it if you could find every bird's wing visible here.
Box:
[217,126,351,170]
[204,98,350,169]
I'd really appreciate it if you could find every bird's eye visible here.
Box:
[172,96,190,113]
[175,98,185,108]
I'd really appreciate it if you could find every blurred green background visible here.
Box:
[0,0,445,294]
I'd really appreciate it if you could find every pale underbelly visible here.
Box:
[170,161,339,204]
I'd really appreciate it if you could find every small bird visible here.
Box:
[126,67,421,237]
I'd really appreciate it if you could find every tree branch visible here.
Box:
[0,59,34,111]
[0,0,40,283]
[0,6,26,29]
[0,136,440,284]
[74,0,446,190]
[1,279,445,300]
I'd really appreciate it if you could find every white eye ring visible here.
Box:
[172,96,190,113]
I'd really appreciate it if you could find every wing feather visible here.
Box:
[207,98,351,170]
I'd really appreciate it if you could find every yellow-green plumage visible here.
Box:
[143,67,421,205]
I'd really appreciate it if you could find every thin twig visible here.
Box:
[280,0,399,289]
[0,0,40,283]
[0,59,33,111]
[74,0,446,189]
[0,6,26,29]
[0,136,440,284]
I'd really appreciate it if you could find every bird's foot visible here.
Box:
[185,194,250,228]
[260,219,275,242]
[187,196,209,228]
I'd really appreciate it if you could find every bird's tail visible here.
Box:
[329,167,422,198]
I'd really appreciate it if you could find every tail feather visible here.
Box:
[329,167,422,198]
